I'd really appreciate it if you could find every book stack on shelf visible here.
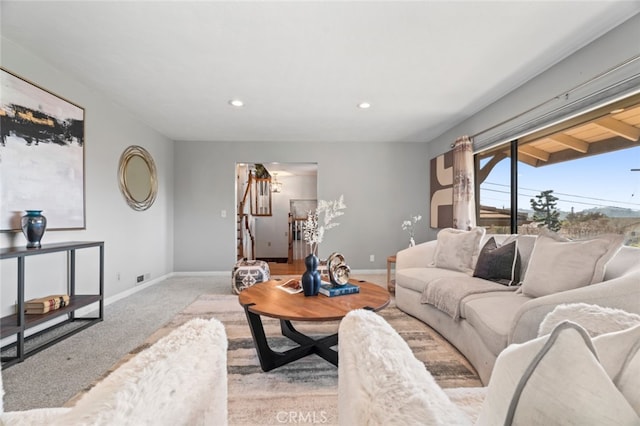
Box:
[24,294,70,314]
[318,282,359,297]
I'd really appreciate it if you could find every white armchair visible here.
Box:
[1,317,228,426]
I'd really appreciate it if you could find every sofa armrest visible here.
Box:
[396,240,437,270]
[509,269,640,344]
[57,318,228,426]
[338,309,472,426]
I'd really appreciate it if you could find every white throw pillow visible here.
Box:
[476,321,640,426]
[521,231,623,297]
[538,303,640,337]
[615,343,640,417]
[433,227,485,274]
[593,324,640,416]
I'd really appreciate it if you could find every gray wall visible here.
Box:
[425,13,640,240]
[173,141,430,271]
[1,38,175,315]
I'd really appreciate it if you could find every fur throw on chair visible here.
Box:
[1,317,228,426]
[538,302,640,337]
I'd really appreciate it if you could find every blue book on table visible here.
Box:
[318,282,360,297]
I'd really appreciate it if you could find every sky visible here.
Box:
[480,145,640,213]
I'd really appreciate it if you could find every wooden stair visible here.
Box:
[237,167,274,260]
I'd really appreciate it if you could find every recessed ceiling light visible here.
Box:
[229,99,244,107]
[357,102,371,109]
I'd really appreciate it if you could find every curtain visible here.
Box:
[452,136,476,230]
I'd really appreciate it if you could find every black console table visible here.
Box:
[0,241,104,368]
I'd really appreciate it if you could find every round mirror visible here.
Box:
[118,145,157,211]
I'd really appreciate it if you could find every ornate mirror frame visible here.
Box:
[118,145,158,211]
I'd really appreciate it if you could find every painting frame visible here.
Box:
[1,67,86,232]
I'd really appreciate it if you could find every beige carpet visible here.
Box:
[68,293,481,425]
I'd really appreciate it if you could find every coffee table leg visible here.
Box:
[243,304,316,372]
[280,320,338,366]
[242,304,339,371]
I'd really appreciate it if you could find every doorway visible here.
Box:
[236,162,318,274]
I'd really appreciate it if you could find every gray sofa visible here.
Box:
[395,233,640,384]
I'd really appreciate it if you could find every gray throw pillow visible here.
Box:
[503,234,536,282]
[473,237,521,286]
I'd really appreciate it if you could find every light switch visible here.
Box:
[221,210,227,218]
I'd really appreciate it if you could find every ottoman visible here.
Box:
[232,259,271,294]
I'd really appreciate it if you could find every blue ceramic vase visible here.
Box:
[21,210,47,248]
[301,253,321,296]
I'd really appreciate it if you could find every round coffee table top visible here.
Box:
[238,278,390,321]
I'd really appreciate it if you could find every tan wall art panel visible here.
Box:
[430,150,453,229]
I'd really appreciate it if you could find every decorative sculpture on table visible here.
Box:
[301,195,347,296]
[301,254,321,297]
[327,252,351,286]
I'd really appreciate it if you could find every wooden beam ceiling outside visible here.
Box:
[519,144,550,162]
[516,151,539,167]
[476,95,640,180]
[593,116,640,141]
[547,133,589,153]
[516,99,640,168]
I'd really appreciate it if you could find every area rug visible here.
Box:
[69,294,481,425]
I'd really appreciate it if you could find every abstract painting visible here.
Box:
[1,68,85,231]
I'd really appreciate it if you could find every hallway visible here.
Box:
[267,259,305,275]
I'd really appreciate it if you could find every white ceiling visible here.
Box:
[1,1,639,144]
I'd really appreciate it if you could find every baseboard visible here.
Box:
[256,257,288,263]
[171,271,230,277]
[351,269,386,275]
[173,269,386,276]
[74,272,174,317]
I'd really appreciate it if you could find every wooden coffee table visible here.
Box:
[238,278,390,371]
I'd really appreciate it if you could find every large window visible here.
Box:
[517,145,640,245]
[476,98,640,246]
[476,145,513,234]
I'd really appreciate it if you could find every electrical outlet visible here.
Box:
[136,275,144,283]
[370,254,375,262]
[117,272,121,281]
